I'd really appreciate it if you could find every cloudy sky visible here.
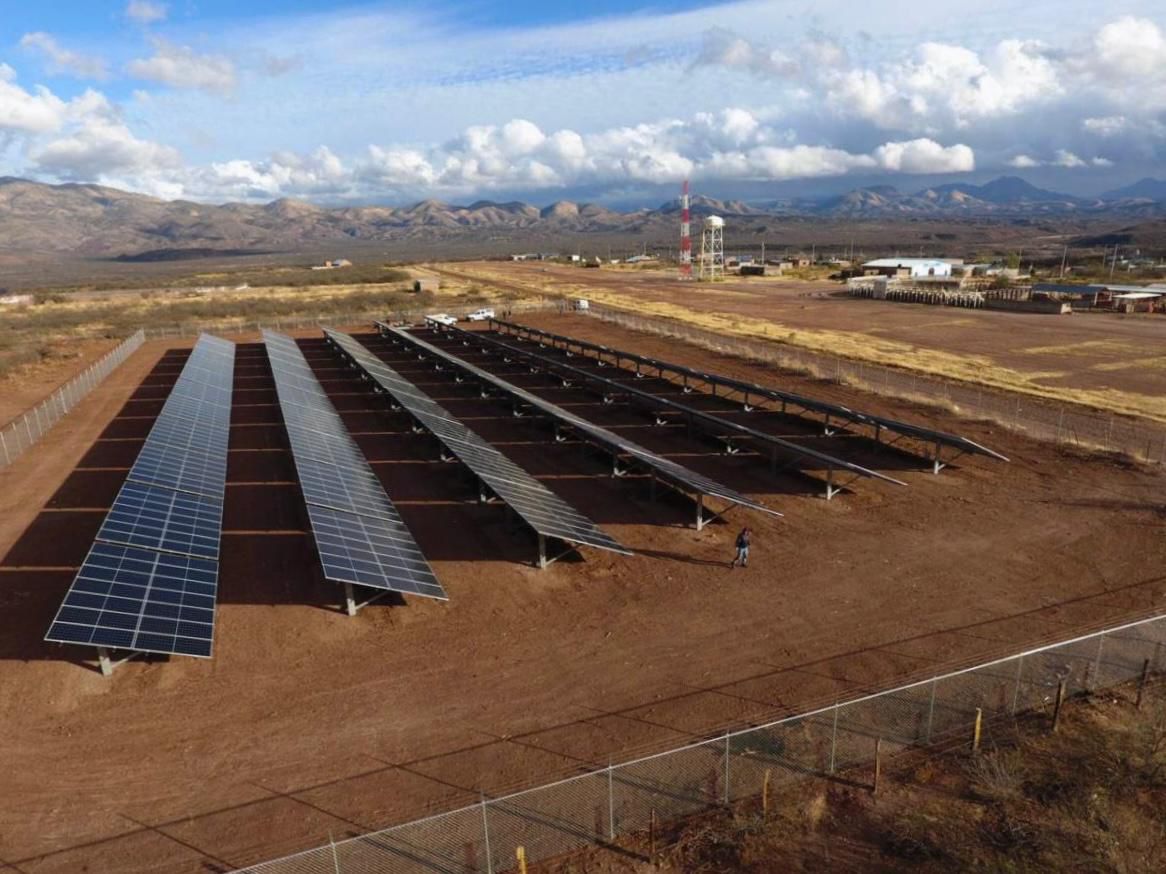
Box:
[1,0,1164,205]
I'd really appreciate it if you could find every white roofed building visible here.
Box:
[863,258,953,278]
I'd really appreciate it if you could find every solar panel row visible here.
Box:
[378,322,781,525]
[262,330,446,602]
[45,333,235,661]
[454,327,908,498]
[324,329,629,559]
[491,319,1009,465]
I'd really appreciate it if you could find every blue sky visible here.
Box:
[1,1,1164,204]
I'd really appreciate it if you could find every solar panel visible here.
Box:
[491,319,1009,466]
[262,329,445,601]
[378,323,781,524]
[45,542,218,657]
[306,505,444,599]
[447,327,907,499]
[324,329,628,559]
[126,439,229,498]
[45,333,235,664]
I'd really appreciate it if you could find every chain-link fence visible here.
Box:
[0,329,145,469]
[582,304,1166,464]
[233,613,1166,874]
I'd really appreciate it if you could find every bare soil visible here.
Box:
[0,315,1163,873]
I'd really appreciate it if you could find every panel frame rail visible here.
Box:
[448,324,907,500]
[490,318,1009,474]
[375,321,783,530]
[324,328,630,568]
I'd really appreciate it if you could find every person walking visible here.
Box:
[730,526,751,568]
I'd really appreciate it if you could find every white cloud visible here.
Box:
[20,33,109,80]
[873,139,975,173]
[0,64,70,136]
[1007,154,1040,168]
[1082,116,1128,137]
[1006,150,1112,169]
[127,40,236,94]
[125,1,168,25]
[1090,16,1165,80]
[1052,149,1086,168]
[30,94,182,183]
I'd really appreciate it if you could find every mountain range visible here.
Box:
[1,175,1164,257]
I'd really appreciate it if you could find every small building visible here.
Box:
[739,264,766,277]
[863,258,953,278]
[412,277,440,293]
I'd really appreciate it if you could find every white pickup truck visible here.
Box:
[427,313,457,326]
[466,308,496,322]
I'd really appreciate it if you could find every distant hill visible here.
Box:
[0,175,1163,257]
[1101,178,1166,201]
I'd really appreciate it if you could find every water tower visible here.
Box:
[698,215,725,281]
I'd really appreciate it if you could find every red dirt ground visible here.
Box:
[0,317,1163,873]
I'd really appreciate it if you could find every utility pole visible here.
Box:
[1060,244,1068,278]
[1110,245,1119,278]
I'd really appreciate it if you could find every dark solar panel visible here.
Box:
[44,333,234,661]
[380,323,781,519]
[325,329,628,557]
[306,504,445,599]
[45,542,217,657]
[127,439,229,499]
[262,329,445,600]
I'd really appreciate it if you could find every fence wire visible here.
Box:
[0,329,145,469]
[233,613,1166,873]
[582,305,1166,464]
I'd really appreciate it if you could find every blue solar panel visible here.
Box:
[263,329,445,600]
[44,333,235,661]
[46,542,218,657]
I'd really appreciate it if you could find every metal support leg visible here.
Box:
[825,466,836,500]
[695,493,705,530]
[343,582,358,617]
[537,534,547,569]
[97,647,114,677]
[932,440,943,474]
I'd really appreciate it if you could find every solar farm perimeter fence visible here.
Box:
[582,304,1166,465]
[0,329,145,470]
[236,612,1166,874]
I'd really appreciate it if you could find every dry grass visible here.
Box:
[0,277,521,380]
[443,262,1166,424]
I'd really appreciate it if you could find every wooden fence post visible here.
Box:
[516,845,527,874]
[972,709,982,753]
[873,738,882,794]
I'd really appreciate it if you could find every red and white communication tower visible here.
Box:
[678,179,693,280]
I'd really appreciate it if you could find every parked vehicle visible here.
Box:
[466,308,495,321]
[427,313,457,326]
[573,298,590,311]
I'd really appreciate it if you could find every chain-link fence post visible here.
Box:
[606,764,616,840]
[925,679,937,742]
[829,704,839,773]
[1011,654,1025,713]
[481,796,494,874]
[723,732,731,805]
